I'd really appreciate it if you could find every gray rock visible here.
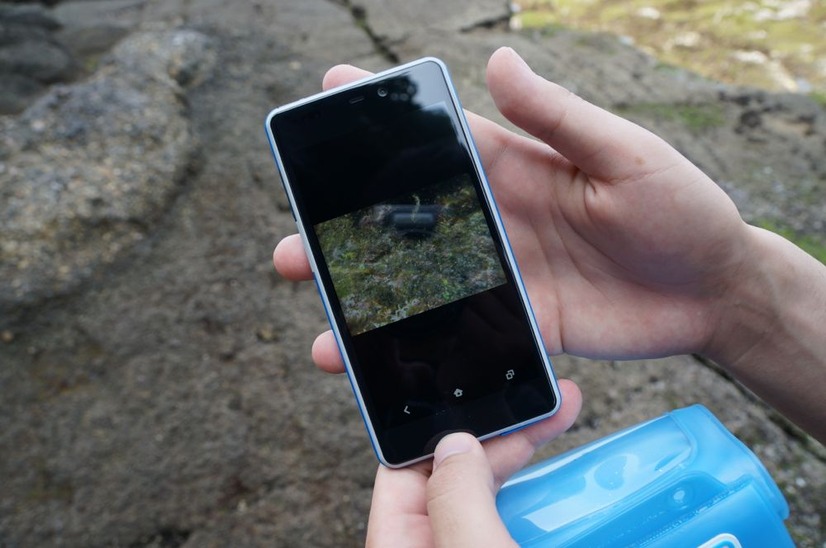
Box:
[0,4,61,31]
[0,3,77,113]
[0,29,215,314]
[57,24,130,58]
[0,29,75,82]
[0,71,45,113]
[0,1,824,546]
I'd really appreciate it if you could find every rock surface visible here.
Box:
[0,3,77,113]
[0,1,823,546]
[0,29,214,312]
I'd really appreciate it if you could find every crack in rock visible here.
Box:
[328,0,400,63]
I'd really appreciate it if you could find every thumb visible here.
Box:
[486,46,678,183]
[426,433,516,547]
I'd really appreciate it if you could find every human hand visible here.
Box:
[366,380,581,547]
[274,46,751,372]
[271,46,826,544]
[475,48,826,441]
[275,44,826,460]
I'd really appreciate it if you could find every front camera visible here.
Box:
[377,87,388,97]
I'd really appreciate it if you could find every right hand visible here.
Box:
[274,46,750,370]
[274,47,826,442]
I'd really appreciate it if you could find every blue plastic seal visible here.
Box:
[496,405,794,547]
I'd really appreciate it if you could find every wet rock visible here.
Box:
[0,3,78,113]
[0,3,60,31]
[0,72,46,113]
[57,24,129,60]
[0,29,215,316]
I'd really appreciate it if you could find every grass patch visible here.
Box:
[316,175,506,335]
[616,102,726,132]
[755,220,826,264]
[809,91,826,110]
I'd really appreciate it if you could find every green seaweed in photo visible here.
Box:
[315,173,507,335]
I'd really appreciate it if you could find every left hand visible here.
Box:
[365,379,581,547]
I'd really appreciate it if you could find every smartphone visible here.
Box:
[265,57,561,467]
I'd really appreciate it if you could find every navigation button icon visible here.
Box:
[403,405,411,415]
[453,388,464,398]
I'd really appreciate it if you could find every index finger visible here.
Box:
[273,234,312,281]
[484,379,582,488]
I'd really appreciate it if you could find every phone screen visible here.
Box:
[267,59,560,466]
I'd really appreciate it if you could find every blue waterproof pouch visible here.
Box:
[497,405,794,547]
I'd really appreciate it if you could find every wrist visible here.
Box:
[703,225,826,440]
[703,226,784,368]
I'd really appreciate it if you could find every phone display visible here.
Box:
[266,58,560,466]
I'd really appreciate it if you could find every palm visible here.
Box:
[469,108,746,360]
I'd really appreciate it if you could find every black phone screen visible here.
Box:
[268,59,559,465]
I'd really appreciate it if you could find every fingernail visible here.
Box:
[433,433,476,469]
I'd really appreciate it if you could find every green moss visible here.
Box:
[616,102,726,132]
[809,91,826,109]
[755,220,826,264]
[518,11,560,29]
[654,61,681,73]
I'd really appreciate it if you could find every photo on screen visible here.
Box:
[314,173,507,335]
